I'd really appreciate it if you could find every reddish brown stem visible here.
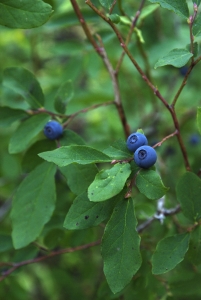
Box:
[0,240,100,282]
[85,0,191,171]
[153,130,178,148]
[115,0,146,73]
[70,0,130,137]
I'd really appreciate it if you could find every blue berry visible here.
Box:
[44,120,63,140]
[126,132,148,152]
[134,145,157,169]
[189,134,200,145]
[179,66,188,77]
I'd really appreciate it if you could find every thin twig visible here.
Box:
[85,0,169,108]
[115,0,146,73]
[85,0,191,170]
[171,65,194,107]
[109,0,117,14]
[188,4,198,62]
[95,36,130,136]
[137,204,181,233]
[70,0,100,54]
[26,108,65,118]
[0,240,100,282]
[63,101,114,128]
[172,4,198,107]
[71,0,130,137]
[153,130,178,148]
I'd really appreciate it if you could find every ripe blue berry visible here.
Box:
[126,132,148,152]
[44,120,63,140]
[134,145,157,169]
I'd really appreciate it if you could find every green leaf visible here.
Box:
[193,14,201,37]
[152,233,190,274]
[102,198,142,294]
[38,145,111,166]
[176,172,201,222]
[103,139,131,159]
[0,0,53,29]
[136,170,169,200]
[11,162,57,249]
[188,226,201,265]
[88,163,131,202]
[138,4,160,23]
[60,129,85,146]
[197,107,201,134]
[54,80,74,114]
[154,49,193,69]
[61,164,98,195]
[0,107,27,128]
[22,139,56,172]
[3,67,45,109]
[148,0,189,19]
[63,191,119,230]
[99,0,113,10]
[9,114,50,154]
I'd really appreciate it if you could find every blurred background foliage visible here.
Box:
[0,0,201,299]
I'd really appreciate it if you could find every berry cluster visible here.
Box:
[126,132,157,169]
[44,120,63,140]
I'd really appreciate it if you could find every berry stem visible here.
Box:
[153,130,178,148]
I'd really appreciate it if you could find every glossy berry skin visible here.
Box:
[44,120,63,140]
[126,132,148,152]
[134,145,157,169]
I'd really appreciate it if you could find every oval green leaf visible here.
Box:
[154,48,193,69]
[38,145,111,166]
[136,170,169,200]
[11,162,57,249]
[3,67,45,108]
[0,0,53,29]
[176,172,201,222]
[152,233,190,274]
[88,163,131,202]
[148,0,189,19]
[102,198,142,294]
[63,191,119,230]
[9,114,50,154]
